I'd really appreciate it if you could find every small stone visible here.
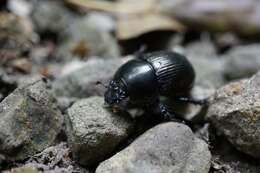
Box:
[223,44,260,80]
[65,96,134,166]
[185,40,217,57]
[86,12,116,32]
[5,167,40,173]
[0,79,63,160]
[96,122,211,173]
[186,53,225,89]
[31,0,74,34]
[0,12,34,59]
[52,58,128,98]
[207,71,260,158]
[56,16,120,60]
[8,0,32,17]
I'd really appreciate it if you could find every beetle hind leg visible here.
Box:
[175,96,208,105]
[149,101,189,124]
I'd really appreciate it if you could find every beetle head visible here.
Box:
[104,80,128,111]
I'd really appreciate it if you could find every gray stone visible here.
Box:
[6,167,40,173]
[96,122,211,173]
[0,79,63,160]
[0,12,34,59]
[185,40,217,57]
[223,44,260,80]
[86,12,116,32]
[31,0,74,34]
[52,58,128,98]
[185,46,225,88]
[207,71,260,158]
[56,16,120,60]
[5,164,90,173]
[8,0,32,17]
[65,96,134,166]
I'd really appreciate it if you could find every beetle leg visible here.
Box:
[134,45,147,59]
[158,103,182,122]
[153,101,184,122]
[176,96,208,105]
[146,99,192,125]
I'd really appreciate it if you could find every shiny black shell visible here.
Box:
[114,51,195,103]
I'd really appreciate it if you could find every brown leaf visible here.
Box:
[66,0,185,40]
[117,13,185,39]
[11,58,32,74]
[71,40,90,58]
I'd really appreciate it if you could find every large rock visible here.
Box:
[65,96,134,166]
[223,44,260,80]
[96,122,211,173]
[52,58,129,98]
[207,71,260,158]
[0,79,63,160]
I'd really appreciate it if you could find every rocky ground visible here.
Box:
[0,0,260,173]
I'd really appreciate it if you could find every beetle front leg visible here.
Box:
[158,103,180,121]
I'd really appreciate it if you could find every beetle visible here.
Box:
[101,51,206,121]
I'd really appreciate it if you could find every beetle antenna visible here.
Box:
[135,45,147,58]
[96,81,108,88]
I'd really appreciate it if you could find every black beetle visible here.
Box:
[102,51,205,121]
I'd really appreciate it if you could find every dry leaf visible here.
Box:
[117,13,185,39]
[11,58,32,73]
[66,0,185,40]
[71,40,90,58]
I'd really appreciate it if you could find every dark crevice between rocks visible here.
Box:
[39,31,59,45]
[0,0,7,11]
[0,78,17,102]
[208,125,260,173]
[0,155,28,171]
